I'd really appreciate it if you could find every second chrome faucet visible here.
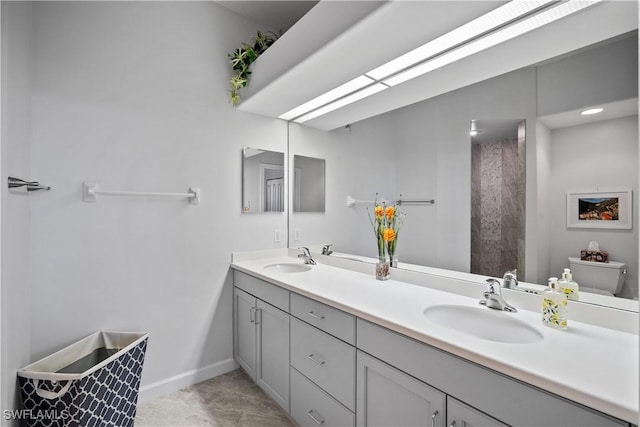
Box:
[479,278,517,312]
[297,247,317,265]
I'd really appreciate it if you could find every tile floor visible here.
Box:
[135,369,294,427]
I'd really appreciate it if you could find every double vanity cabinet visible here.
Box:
[232,260,635,427]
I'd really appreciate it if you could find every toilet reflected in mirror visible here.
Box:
[569,257,627,297]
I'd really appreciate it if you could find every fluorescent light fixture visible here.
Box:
[294,83,388,123]
[384,0,602,87]
[279,0,602,123]
[279,75,375,121]
[581,107,604,115]
[368,0,553,81]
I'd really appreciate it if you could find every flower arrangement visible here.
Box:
[367,194,405,267]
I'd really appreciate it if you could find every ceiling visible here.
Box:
[225,1,638,131]
[216,1,317,33]
[471,120,521,145]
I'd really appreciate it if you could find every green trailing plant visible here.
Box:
[228,30,279,106]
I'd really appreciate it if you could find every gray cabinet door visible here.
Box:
[233,287,257,379]
[357,351,446,427]
[447,397,507,427]
[256,299,290,412]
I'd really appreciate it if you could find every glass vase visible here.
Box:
[390,255,398,268]
[375,256,390,281]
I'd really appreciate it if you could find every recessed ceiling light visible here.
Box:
[581,107,604,115]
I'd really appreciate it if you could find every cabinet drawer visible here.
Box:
[233,271,289,312]
[291,318,356,411]
[447,397,507,427]
[291,293,355,344]
[290,367,355,427]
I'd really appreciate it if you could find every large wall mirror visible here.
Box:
[288,33,638,311]
[242,147,285,213]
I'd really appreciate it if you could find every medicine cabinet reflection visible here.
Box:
[242,147,285,213]
[293,155,326,213]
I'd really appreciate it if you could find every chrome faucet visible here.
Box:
[322,244,333,256]
[479,278,517,312]
[502,269,518,289]
[298,247,317,265]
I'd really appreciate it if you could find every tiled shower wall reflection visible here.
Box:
[471,131,525,278]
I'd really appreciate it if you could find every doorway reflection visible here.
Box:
[470,120,526,278]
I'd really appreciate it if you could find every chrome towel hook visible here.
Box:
[8,177,51,192]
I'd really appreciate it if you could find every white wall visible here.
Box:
[534,121,553,285]
[3,1,289,408]
[1,2,33,418]
[548,116,639,299]
[537,35,637,116]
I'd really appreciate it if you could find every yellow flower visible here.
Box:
[374,205,384,218]
[383,228,396,242]
[385,206,395,220]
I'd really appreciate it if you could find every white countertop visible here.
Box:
[231,253,639,424]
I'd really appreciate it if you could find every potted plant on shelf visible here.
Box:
[228,30,279,106]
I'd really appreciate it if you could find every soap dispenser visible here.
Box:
[557,268,580,301]
[542,277,568,330]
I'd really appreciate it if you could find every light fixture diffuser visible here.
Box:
[384,0,602,87]
[368,0,553,81]
[279,75,375,121]
[294,83,388,123]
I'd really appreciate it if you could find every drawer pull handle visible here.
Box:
[450,421,456,427]
[431,410,439,427]
[307,311,325,320]
[307,354,326,366]
[249,307,256,323]
[307,409,325,425]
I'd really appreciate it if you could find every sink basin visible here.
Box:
[423,305,543,344]
[263,263,312,273]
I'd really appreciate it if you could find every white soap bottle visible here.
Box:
[557,268,580,301]
[542,277,568,330]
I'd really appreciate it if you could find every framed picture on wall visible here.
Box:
[566,189,632,229]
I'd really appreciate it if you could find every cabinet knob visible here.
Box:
[432,410,439,427]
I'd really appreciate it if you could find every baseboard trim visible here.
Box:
[137,358,239,404]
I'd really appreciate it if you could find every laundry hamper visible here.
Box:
[17,331,148,427]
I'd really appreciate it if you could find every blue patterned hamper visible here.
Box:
[17,331,148,427]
